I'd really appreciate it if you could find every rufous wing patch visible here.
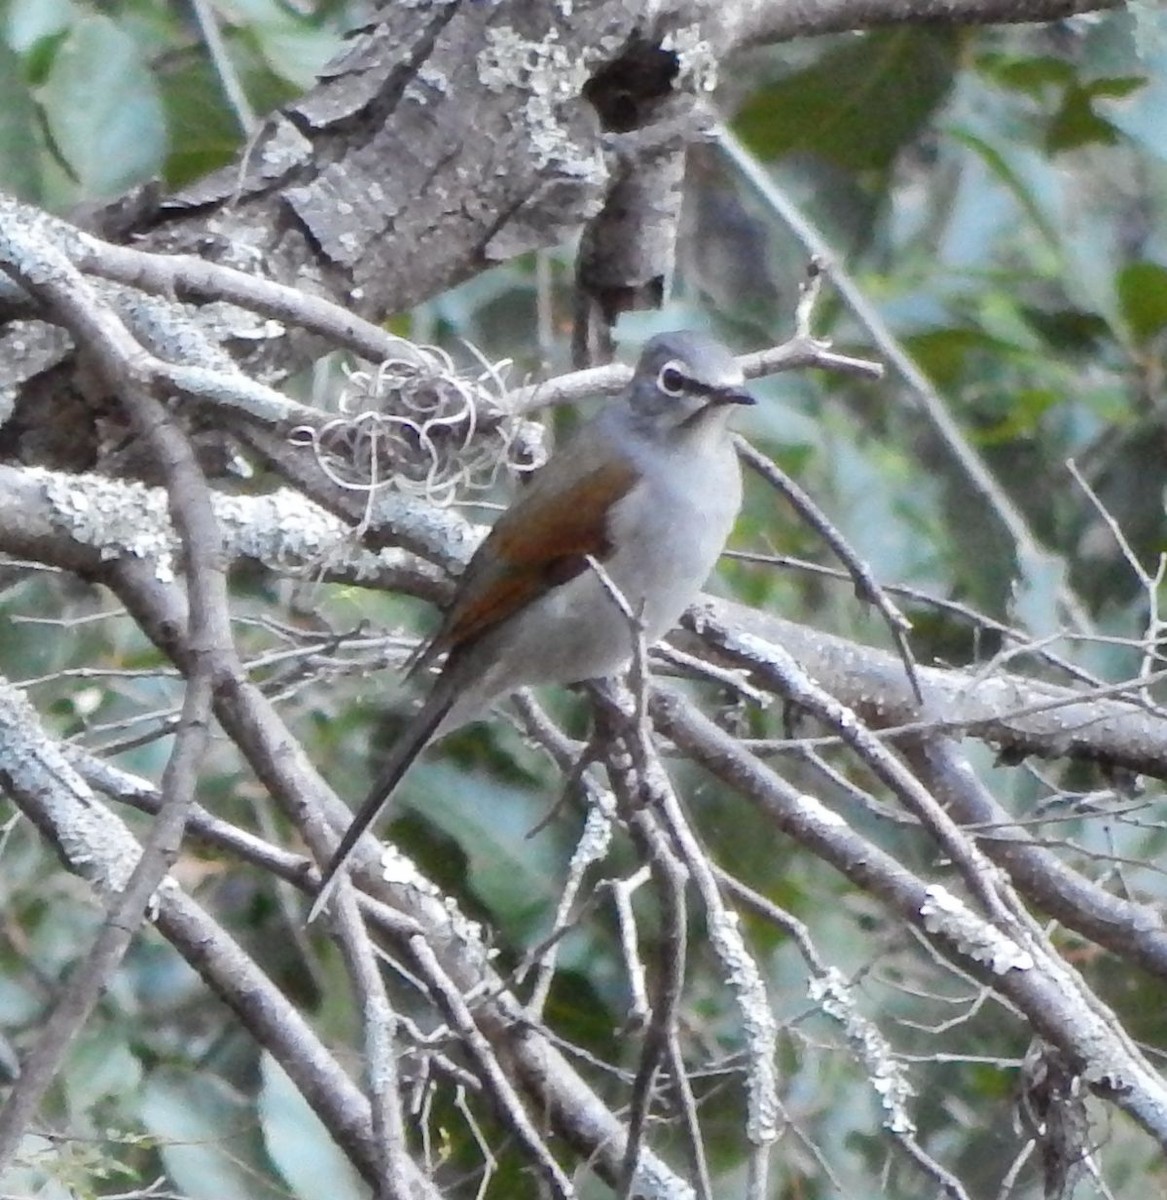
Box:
[414,458,638,668]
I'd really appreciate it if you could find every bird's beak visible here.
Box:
[712,384,756,407]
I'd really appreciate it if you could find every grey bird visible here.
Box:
[310,330,754,918]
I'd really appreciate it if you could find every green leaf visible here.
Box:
[1045,77,1142,153]
[906,327,1023,389]
[948,130,1058,248]
[1096,51,1166,160]
[401,759,560,938]
[1019,306,1112,355]
[976,387,1060,444]
[63,1030,142,1118]
[1116,261,1167,344]
[249,21,344,91]
[976,52,1074,96]
[973,49,1146,155]
[37,13,167,200]
[5,0,73,54]
[736,28,960,173]
[1083,76,1147,100]
[160,58,247,188]
[0,40,42,199]
[1046,83,1121,152]
[258,1054,367,1200]
[139,1068,285,1200]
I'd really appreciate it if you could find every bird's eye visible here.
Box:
[657,363,687,396]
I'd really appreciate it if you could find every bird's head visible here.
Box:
[626,330,755,434]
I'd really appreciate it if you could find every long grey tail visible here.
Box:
[307,687,453,922]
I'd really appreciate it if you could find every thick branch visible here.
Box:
[3,463,1166,779]
[732,0,1120,46]
[651,687,1167,1149]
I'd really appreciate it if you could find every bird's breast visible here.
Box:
[602,440,742,642]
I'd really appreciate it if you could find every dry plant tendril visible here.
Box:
[290,346,548,506]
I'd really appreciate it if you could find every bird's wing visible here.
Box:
[412,450,639,671]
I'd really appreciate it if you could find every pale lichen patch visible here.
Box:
[660,25,719,93]
[921,884,1035,974]
[477,26,601,177]
[38,468,177,582]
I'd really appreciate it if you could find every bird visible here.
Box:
[309,330,755,919]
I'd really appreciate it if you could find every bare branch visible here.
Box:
[651,687,1167,1150]
[732,0,1120,46]
[0,188,231,1173]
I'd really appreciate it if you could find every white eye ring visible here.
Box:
[657,361,687,396]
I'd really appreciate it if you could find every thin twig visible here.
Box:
[724,548,1107,689]
[189,0,257,134]
[1066,456,1167,711]
[714,122,1093,637]
[507,326,882,414]
[326,882,415,1199]
[735,435,923,704]
[687,610,1018,925]
[731,263,921,703]
[405,936,576,1200]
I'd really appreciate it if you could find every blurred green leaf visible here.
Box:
[160,57,246,187]
[1019,305,1112,354]
[976,387,1060,444]
[1047,78,1142,152]
[736,29,960,173]
[258,1054,366,1200]
[976,52,1074,95]
[401,759,560,939]
[906,326,1022,388]
[1116,261,1167,344]
[1046,83,1118,151]
[202,0,344,94]
[248,20,343,90]
[0,41,40,197]
[1095,51,1166,160]
[139,1068,285,1200]
[37,13,167,199]
[63,1029,142,1119]
[975,51,1145,154]
[949,130,1058,247]
[5,0,73,54]
[219,0,302,22]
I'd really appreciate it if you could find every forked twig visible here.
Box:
[736,263,923,705]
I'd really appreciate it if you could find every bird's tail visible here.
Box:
[307,686,454,923]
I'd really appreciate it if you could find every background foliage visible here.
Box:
[1,0,1166,1197]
